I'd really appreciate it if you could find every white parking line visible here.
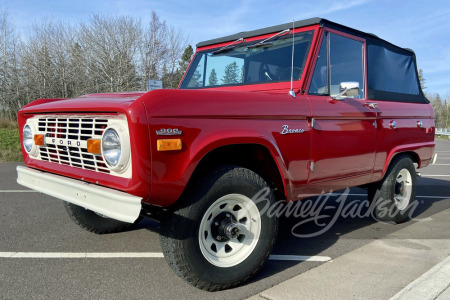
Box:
[269,255,331,262]
[0,252,164,258]
[0,252,331,262]
[421,175,450,177]
[0,190,38,193]
[415,195,450,199]
[328,193,450,199]
[432,164,450,166]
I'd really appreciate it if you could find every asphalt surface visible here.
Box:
[1,139,449,300]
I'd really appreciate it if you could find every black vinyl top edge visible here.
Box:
[196,17,323,48]
[196,17,414,55]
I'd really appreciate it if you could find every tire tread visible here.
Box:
[160,165,278,291]
[64,202,136,234]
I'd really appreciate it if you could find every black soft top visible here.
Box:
[197,17,427,104]
[197,17,408,53]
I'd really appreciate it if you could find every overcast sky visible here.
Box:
[4,0,450,98]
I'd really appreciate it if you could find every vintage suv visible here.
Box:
[17,18,435,290]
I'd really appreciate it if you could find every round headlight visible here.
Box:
[23,125,34,153]
[102,129,121,167]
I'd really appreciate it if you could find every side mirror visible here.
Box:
[333,82,360,100]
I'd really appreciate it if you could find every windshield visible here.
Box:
[180,30,314,89]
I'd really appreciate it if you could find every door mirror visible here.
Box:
[334,82,360,99]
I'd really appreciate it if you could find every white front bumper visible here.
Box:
[16,166,142,223]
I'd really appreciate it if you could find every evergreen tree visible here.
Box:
[429,93,447,128]
[161,64,169,88]
[179,45,193,71]
[222,62,239,85]
[187,69,202,88]
[418,69,426,90]
[173,45,193,85]
[208,68,218,86]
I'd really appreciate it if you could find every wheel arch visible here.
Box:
[383,151,419,177]
[184,143,288,202]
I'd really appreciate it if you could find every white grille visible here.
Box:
[38,117,108,141]
[26,114,131,178]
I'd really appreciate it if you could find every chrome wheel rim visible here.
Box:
[394,168,412,210]
[198,194,261,268]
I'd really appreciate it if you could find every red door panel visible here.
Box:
[307,96,377,193]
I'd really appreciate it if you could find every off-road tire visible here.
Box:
[368,155,417,224]
[160,166,278,291]
[64,202,139,234]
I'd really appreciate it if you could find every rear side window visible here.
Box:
[367,45,419,95]
[366,40,426,103]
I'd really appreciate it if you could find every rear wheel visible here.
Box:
[160,166,278,291]
[369,155,417,224]
[64,202,139,234]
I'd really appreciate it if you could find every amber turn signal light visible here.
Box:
[34,134,45,146]
[87,139,101,154]
[157,139,182,151]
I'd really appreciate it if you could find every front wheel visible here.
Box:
[64,202,139,234]
[160,166,278,291]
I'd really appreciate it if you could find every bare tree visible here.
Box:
[164,26,189,88]
[0,6,21,119]
[79,15,141,93]
[138,11,168,89]
[20,20,78,102]
[0,11,190,119]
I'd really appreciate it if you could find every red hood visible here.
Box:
[19,89,307,118]
[20,91,147,114]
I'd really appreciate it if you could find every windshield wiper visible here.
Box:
[247,29,291,49]
[212,38,245,55]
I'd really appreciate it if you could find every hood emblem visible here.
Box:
[281,125,305,135]
[156,128,183,136]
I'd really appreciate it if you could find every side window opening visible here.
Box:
[309,32,364,99]
[308,35,328,95]
[367,45,420,96]
[187,55,206,88]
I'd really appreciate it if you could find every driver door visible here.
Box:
[306,31,377,194]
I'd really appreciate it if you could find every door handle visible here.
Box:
[364,102,378,109]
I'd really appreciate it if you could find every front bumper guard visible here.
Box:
[16,166,142,223]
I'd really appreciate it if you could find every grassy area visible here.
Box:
[436,135,450,141]
[0,119,23,162]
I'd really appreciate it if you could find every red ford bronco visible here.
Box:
[17,18,435,290]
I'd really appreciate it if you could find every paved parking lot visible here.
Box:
[1,139,449,300]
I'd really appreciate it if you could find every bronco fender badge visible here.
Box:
[281,125,305,135]
[156,128,183,136]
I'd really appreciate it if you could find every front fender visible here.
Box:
[147,123,289,207]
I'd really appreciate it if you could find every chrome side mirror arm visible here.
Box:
[333,88,348,100]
